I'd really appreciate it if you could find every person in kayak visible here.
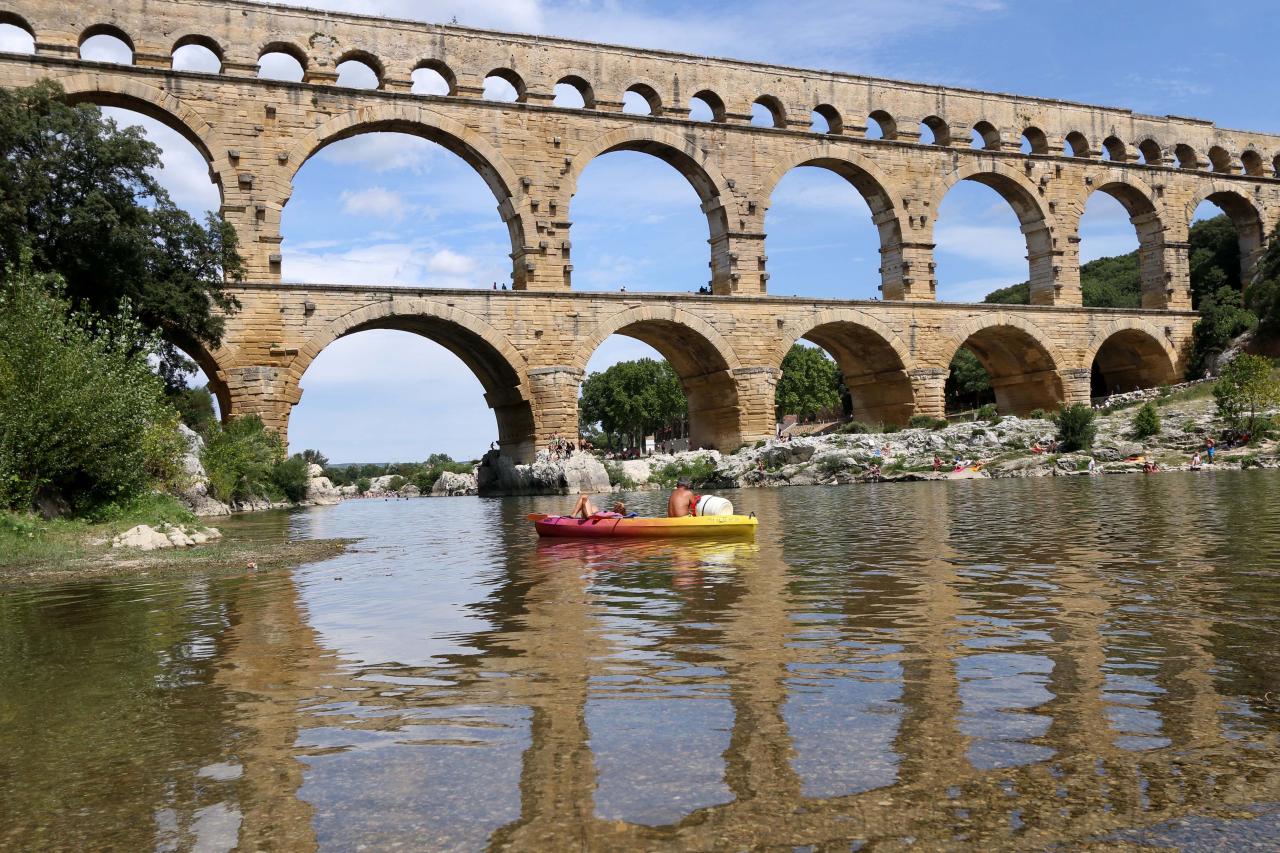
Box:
[667,478,700,517]
[569,495,626,519]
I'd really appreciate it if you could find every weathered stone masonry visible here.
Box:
[2,0,1277,460]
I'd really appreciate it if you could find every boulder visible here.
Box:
[111,524,220,551]
[400,484,421,498]
[563,453,611,495]
[432,471,478,497]
[477,450,608,496]
[305,463,342,506]
[176,424,233,517]
[618,459,652,486]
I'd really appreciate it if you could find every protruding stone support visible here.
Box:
[883,242,936,302]
[1155,241,1193,310]
[527,365,584,453]
[909,368,949,419]
[223,364,301,439]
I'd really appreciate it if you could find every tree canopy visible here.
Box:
[0,81,243,389]
[775,344,842,420]
[579,358,687,448]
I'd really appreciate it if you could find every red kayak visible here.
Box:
[529,513,757,539]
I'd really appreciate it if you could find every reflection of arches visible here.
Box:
[568,126,733,291]
[941,316,1065,414]
[294,298,535,458]
[577,305,742,450]
[1187,185,1266,288]
[1084,176,1168,308]
[938,161,1056,303]
[762,147,906,297]
[1086,323,1179,397]
[776,309,915,425]
[285,105,527,284]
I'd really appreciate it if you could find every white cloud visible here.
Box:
[320,134,436,173]
[283,240,499,289]
[341,186,410,220]
[426,249,475,276]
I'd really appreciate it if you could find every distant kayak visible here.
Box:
[530,513,758,539]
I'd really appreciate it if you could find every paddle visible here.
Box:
[527,513,548,522]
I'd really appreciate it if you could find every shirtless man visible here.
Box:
[667,478,698,518]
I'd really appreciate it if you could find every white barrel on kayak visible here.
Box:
[695,495,734,517]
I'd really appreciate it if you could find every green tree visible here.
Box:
[1213,354,1280,435]
[1055,404,1098,451]
[169,386,217,434]
[0,81,244,389]
[580,358,687,448]
[271,455,311,503]
[1189,214,1241,308]
[300,448,329,468]
[1132,402,1161,439]
[0,266,183,515]
[356,477,372,495]
[1186,287,1257,379]
[944,348,995,412]
[774,344,841,420]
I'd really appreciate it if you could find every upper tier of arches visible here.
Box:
[7,5,1275,179]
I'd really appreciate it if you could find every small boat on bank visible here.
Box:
[529,513,758,539]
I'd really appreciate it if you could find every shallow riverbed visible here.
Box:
[3,472,1280,850]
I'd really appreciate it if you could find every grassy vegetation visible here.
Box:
[652,457,719,488]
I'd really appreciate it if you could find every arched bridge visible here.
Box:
[3,0,1279,459]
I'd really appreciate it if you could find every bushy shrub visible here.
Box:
[387,475,406,492]
[0,267,184,515]
[653,458,718,488]
[976,404,999,423]
[1029,408,1049,421]
[840,421,874,435]
[356,477,372,495]
[1132,402,1162,439]
[271,455,311,503]
[201,415,284,504]
[1214,354,1280,434]
[602,461,637,489]
[1055,403,1098,452]
[908,415,948,430]
[169,386,218,434]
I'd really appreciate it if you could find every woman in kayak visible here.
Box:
[569,495,627,519]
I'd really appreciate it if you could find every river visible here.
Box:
[3,472,1280,850]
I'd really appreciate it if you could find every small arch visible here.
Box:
[79,24,134,65]
[1137,138,1163,166]
[554,75,595,109]
[1101,135,1127,162]
[941,318,1065,415]
[412,60,455,96]
[576,306,742,450]
[1241,150,1264,177]
[258,42,307,82]
[811,104,842,135]
[483,68,525,103]
[920,115,950,146]
[867,110,897,140]
[689,90,726,123]
[1021,126,1049,155]
[1188,186,1266,290]
[1088,325,1179,398]
[171,35,223,73]
[1207,145,1235,174]
[1064,131,1092,158]
[972,120,1001,151]
[752,95,787,129]
[776,310,915,426]
[1174,143,1200,169]
[0,13,36,54]
[623,83,661,116]
[335,50,383,90]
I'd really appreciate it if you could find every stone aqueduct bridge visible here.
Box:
[4,0,1280,460]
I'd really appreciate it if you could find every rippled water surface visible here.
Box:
[4,473,1280,851]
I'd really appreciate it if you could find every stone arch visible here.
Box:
[412,59,456,95]
[973,120,1001,151]
[335,49,384,89]
[566,126,734,291]
[623,81,662,115]
[940,314,1066,415]
[1241,149,1264,177]
[775,309,915,425]
[938,160,1057,303]
[1082,174,1169,308]
[293,298,536,459]
[171,34,224,72]
[1101,135,1127,162]
[690,89,727,123]
[1136,137,1164,166]
[0,11,35,41]
[1174,143,1200,169]
[812,103,842,135]
[867,109,897,140]
[1065,131,1092,158]
[173,335,234,423]
[79,23,134,56]
[1085,321,1179,397]
[484,67,526,102]
[576,304,743,450]
[921,114,950,146]
[257,40,308,76]
[1208,145,1235,174]
[1022,125,1050,155]
[284,103,529,285]
[55,73,226,185]
[1186,184,1267,289]
[753,94,787,129]
[761,145,908,297]
[555,73,595,109]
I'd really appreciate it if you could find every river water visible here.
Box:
[3,473,1280,851]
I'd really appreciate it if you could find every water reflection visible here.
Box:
[2,473,1280,849]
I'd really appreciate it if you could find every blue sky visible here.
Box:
[3,1,1274,461]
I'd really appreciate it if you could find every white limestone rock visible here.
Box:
[432,471,478,497]
[176,424,233,517]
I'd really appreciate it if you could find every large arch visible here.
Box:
[1081,175,1168,308]
[937,161,1057,304]
[292,298,536,460]
[576,305,743,451]
[1185,184,1267,290]
[775,309,915,426]
[939,315,1065,415]
[761,146,907,298]
[566,126,734,292]
[1085,321,1179,398]
[282,104,528,286]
